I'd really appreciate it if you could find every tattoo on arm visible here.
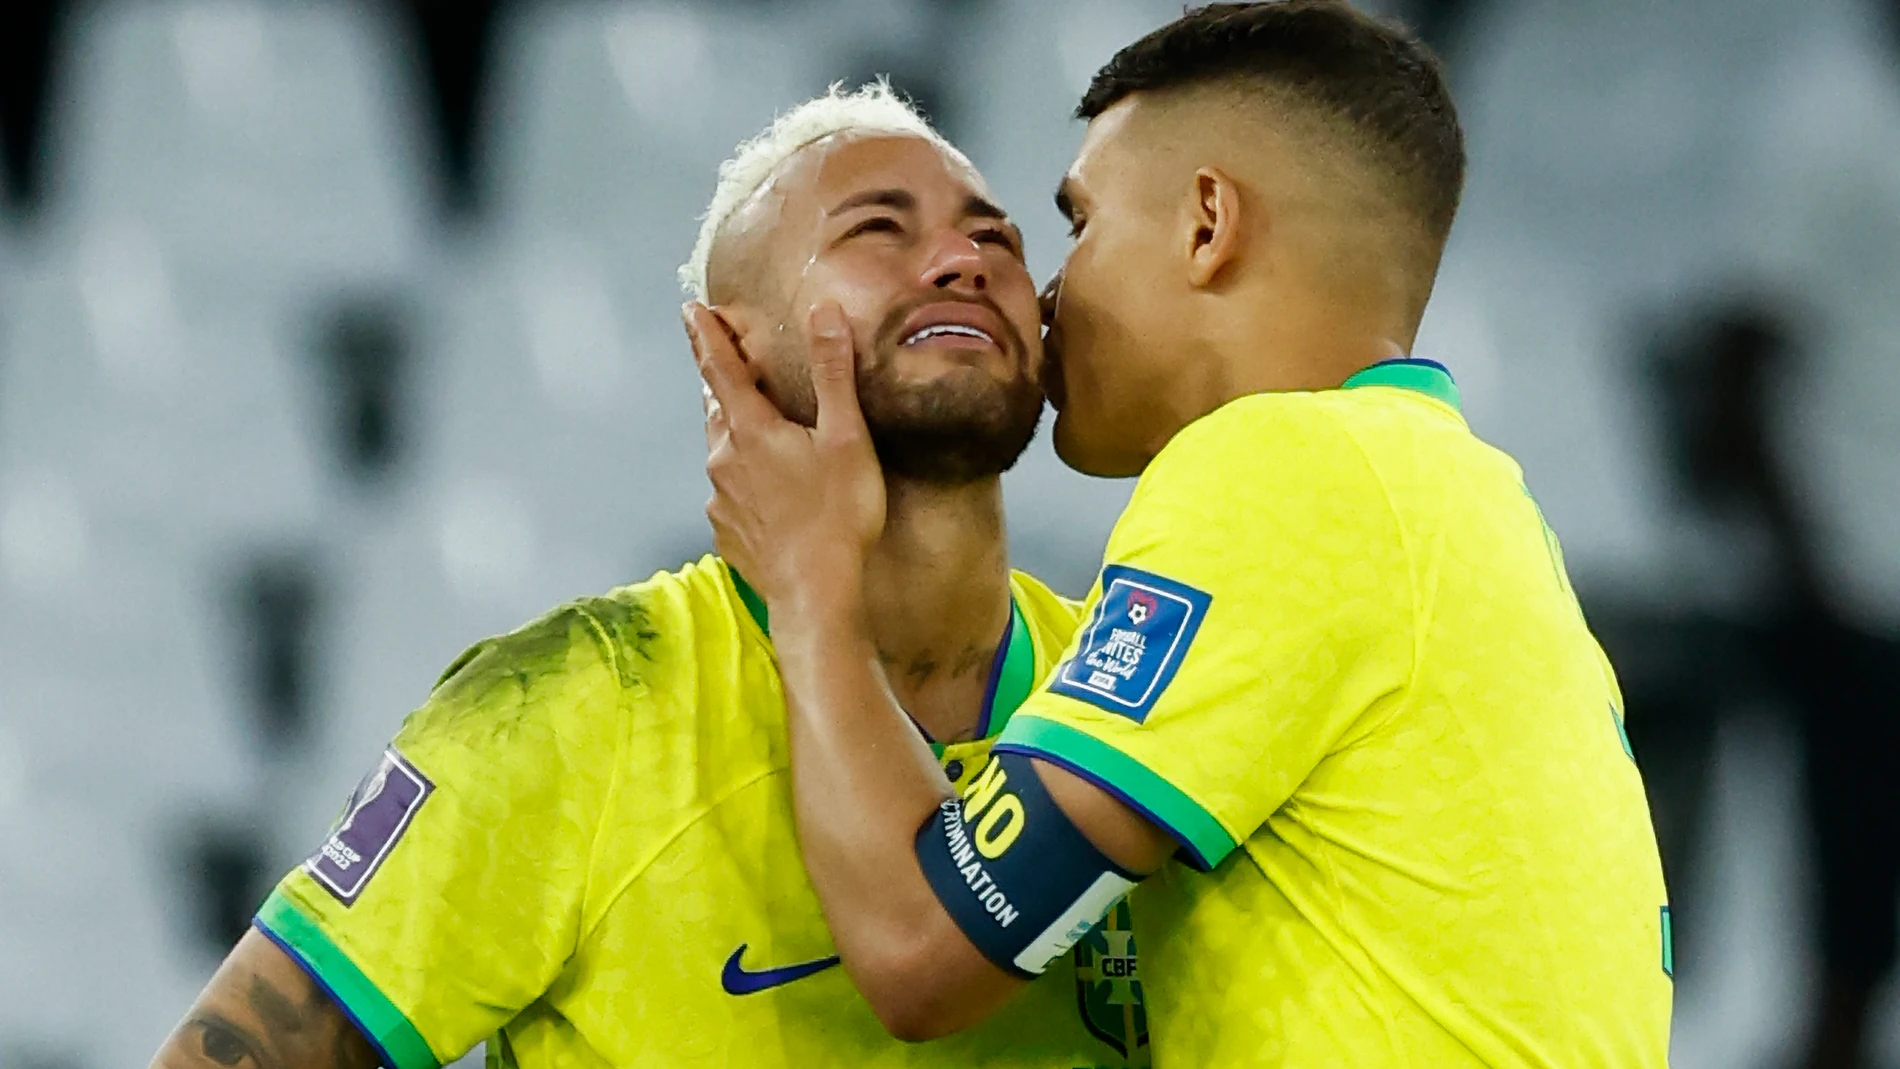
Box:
[155,938,380,1069]
[188,1012,276,1069]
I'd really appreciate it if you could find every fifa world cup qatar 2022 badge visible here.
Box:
[305,748,434,905]
[1073,899,1149,1065]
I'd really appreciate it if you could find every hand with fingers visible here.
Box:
[683,300,886,614]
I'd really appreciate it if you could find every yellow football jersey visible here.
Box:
[995,360,1671,1067]
[255,557,1151,1069]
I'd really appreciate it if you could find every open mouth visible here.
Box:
[901,323,998,348]
[893,300,1010,355]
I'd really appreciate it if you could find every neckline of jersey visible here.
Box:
[726,568,1035,751]
[1341,357,1461,411]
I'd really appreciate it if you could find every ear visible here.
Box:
[1184,167,1244,289]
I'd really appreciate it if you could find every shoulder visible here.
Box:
[1139,392,1376,501]
[1162,388,1346,454]
[1117,391,1392,541]
[405,555,744,754]
[582,554,747,689]
[1096,392,1417,633]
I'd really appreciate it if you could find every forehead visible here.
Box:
[779,132,992,210]
[1066,97,1146,200]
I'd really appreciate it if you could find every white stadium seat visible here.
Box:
[43,0,425,293]
[0,792,213,1068]
[0,230,330,551]
[0,468,250,1057]
[488,0,826,284]
[0,467,255,818]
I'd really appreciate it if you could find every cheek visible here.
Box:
[785,264,888,349]
[754,340,817,425]
[1058,249,1147,381]
[988,259,1043,352]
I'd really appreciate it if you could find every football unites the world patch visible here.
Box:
[1050,565,1211,722]
[305,748,433,906]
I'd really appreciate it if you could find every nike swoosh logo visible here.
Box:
[720,943,842,995]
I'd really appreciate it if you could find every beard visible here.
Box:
[858,365,1045,483]
[763,297,1045,485]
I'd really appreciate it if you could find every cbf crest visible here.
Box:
[1073,900,1149,1065]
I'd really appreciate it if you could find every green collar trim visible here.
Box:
[731,569,771,635]
[977,598,1035,743]
[1342,358,1460,411]
[729,568,1033,748]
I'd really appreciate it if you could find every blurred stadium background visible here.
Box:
[0,0,1895,1066]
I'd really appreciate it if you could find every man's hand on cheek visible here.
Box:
[684,300,886,615]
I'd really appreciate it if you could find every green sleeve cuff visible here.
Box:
[254,889,442,1069]
[993,715,1239,871]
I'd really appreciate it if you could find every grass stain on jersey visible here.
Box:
[578,593,663,687]
[417,603,634,746]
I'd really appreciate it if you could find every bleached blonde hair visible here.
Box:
[678,81,971,302]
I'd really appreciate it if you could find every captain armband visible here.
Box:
[914,750,1139,978]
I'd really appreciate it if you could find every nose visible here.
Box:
[1039,272,1064,328]
[920,228,988,294]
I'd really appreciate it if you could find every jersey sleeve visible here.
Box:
[254,605,626,1069]
[995,396,1414,870]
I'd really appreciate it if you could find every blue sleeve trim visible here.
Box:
[992,742,1218,872]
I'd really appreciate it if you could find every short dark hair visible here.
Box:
[1079,1,1464,243]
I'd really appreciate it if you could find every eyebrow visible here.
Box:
[828,188,1013,226]
[829,188,915,216]
[963,194,1010,223]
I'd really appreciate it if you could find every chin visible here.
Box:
[890,344,1011,382]
[1052,410,1147,479]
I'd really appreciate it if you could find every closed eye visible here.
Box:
[844,216,904,239]
[972,227,1021,254]
[1067,216,1087,240]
